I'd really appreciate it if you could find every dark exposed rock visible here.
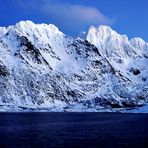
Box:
[17,36,52,69]
[93,97,122,108]
[142,77,147,81]
[122,101,137,108]
[130,68,141,75]
[0,63,9,77]
[133,69,141,75]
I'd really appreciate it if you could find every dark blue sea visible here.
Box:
[0,112,148,148]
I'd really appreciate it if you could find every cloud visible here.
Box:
[12,0,113,34]
[43,3,111,24]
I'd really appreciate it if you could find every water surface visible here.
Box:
[0,112,148,148]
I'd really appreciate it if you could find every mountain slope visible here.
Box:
[0,21,147,111]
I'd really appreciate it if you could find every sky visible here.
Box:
[0,0,148,41]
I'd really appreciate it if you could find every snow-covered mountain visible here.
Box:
[0,21,148,112]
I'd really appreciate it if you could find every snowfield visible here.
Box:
[0,21,148,112]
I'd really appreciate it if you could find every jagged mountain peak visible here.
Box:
[14,20,63,35]
[130,37,147,48]
[86,25,129,46]
[86,25,147,48]
[87,25,128,39]
[86,25,148,59]
[88,25,114,34]
[0,20,64,43]
[0,21,65,58]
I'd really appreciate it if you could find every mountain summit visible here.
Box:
[0,21,148,112]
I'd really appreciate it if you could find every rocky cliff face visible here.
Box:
[0,21,147,111]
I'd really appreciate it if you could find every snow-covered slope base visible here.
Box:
[0,21,148,112]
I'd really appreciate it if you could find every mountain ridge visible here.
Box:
[0,21,147,112]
